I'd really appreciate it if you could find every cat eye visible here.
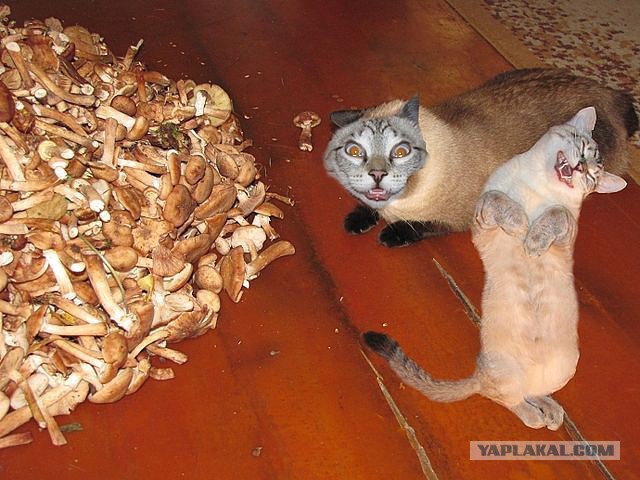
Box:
[391,143,411,158]
[345,142,364,158]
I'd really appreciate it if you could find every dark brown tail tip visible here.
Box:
[363,331,398,360]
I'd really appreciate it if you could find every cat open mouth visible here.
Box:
[555,151,584,188]
[365,188,390,201]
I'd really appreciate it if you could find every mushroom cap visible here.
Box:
[152,245,185,276]
[231,225,267,253]
[293,111,321,128]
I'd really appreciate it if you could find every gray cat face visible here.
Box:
[323,98,427,209]
[548,107,626,195]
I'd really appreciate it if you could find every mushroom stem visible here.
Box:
[0,432,33,449]
[0,372,82,438]
[31,103,87,136]
[43,249,76,300]
[48,296,104,324]
[34,119,95,148]
[27,60,95,107]
[52,339,104,368]
[100,117,117,167]
[129,329,169,358]
[83,254,134,331]
[0,133,26,182]
[4,42,34,89]
[41,323,108,336]
[246,240,296,277]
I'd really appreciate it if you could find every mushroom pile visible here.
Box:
[0,8,295,448]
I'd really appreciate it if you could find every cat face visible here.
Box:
[323,97,427,209]
[546,107,626,195]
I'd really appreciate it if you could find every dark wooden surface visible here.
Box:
[2,1,639,479]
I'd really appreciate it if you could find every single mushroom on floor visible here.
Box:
[293,111,321,151]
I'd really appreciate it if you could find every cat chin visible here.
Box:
[357,195,394,209]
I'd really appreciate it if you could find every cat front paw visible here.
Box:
[524,206,576,256]
[344,205,380,235]
[476,190,528,238]
[379,221,450,247]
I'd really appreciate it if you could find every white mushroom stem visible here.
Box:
[0,133,26,182]
[54,184,86,204]
[34,120,96,148]
[0,372,83,438]
[130,329,170,358]
[48,296,104,324]
[41,323,108,336]
[0,432,33,449]
[27,60,95,107]
[246,240,296,278]
[52,339,104,368]
[100,117,117,167]
[95,105,136,130]
[43,249,76,300]
[123,167,161,190]
[10,190,54,212]
[82,184,105,212]
[0,223,28,235]
[146,344,188,364]
[83,254,133,331]
[4,42,34,89]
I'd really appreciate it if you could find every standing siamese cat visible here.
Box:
[364,107,627,430]
[323,68,638,247]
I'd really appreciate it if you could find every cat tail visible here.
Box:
[363,331,481,403]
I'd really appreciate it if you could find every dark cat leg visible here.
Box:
[525,396,565,430]
[379,220,451,247]
[524,206,577,256]
[344,205,380,235]
[475,190,528,238]
[508,401,546,429]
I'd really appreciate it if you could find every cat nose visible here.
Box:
[368,170,388,183]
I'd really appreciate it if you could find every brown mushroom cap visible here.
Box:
[293,111,321,128]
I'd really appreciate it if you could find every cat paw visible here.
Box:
[524,207,575,256]
[344,205,380,235]
[379,221,450,247]
[476,190,528,238]
[510,401,546,429]
[526,396,565,431]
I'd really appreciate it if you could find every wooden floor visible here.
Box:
[3,1,640,479]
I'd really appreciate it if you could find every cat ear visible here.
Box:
[595,172,627,193]
[399,95,420,124]
[330,109,364,127]
[568,106,597,133]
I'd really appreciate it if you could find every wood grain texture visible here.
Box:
[2,1,637,479]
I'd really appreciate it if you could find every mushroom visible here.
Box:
[293,111,321,151]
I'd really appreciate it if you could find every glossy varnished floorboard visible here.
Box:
[3,1,639,479]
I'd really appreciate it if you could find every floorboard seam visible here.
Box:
[360,350,440,480]
[432,257,618,480]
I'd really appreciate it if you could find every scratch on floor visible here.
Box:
[360,349,439,480]
[433,257,618,480]
[432,258,480,327]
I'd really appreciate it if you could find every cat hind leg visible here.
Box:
[525,396,565,430]
[524,206,576,256]
[475,190,528,238]
[508,401,546,429]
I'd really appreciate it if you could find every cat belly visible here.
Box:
[479,231,580,400]
[526,347,579,396]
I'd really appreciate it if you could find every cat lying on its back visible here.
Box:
[364,107,626,430]
[323,68,638,247]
